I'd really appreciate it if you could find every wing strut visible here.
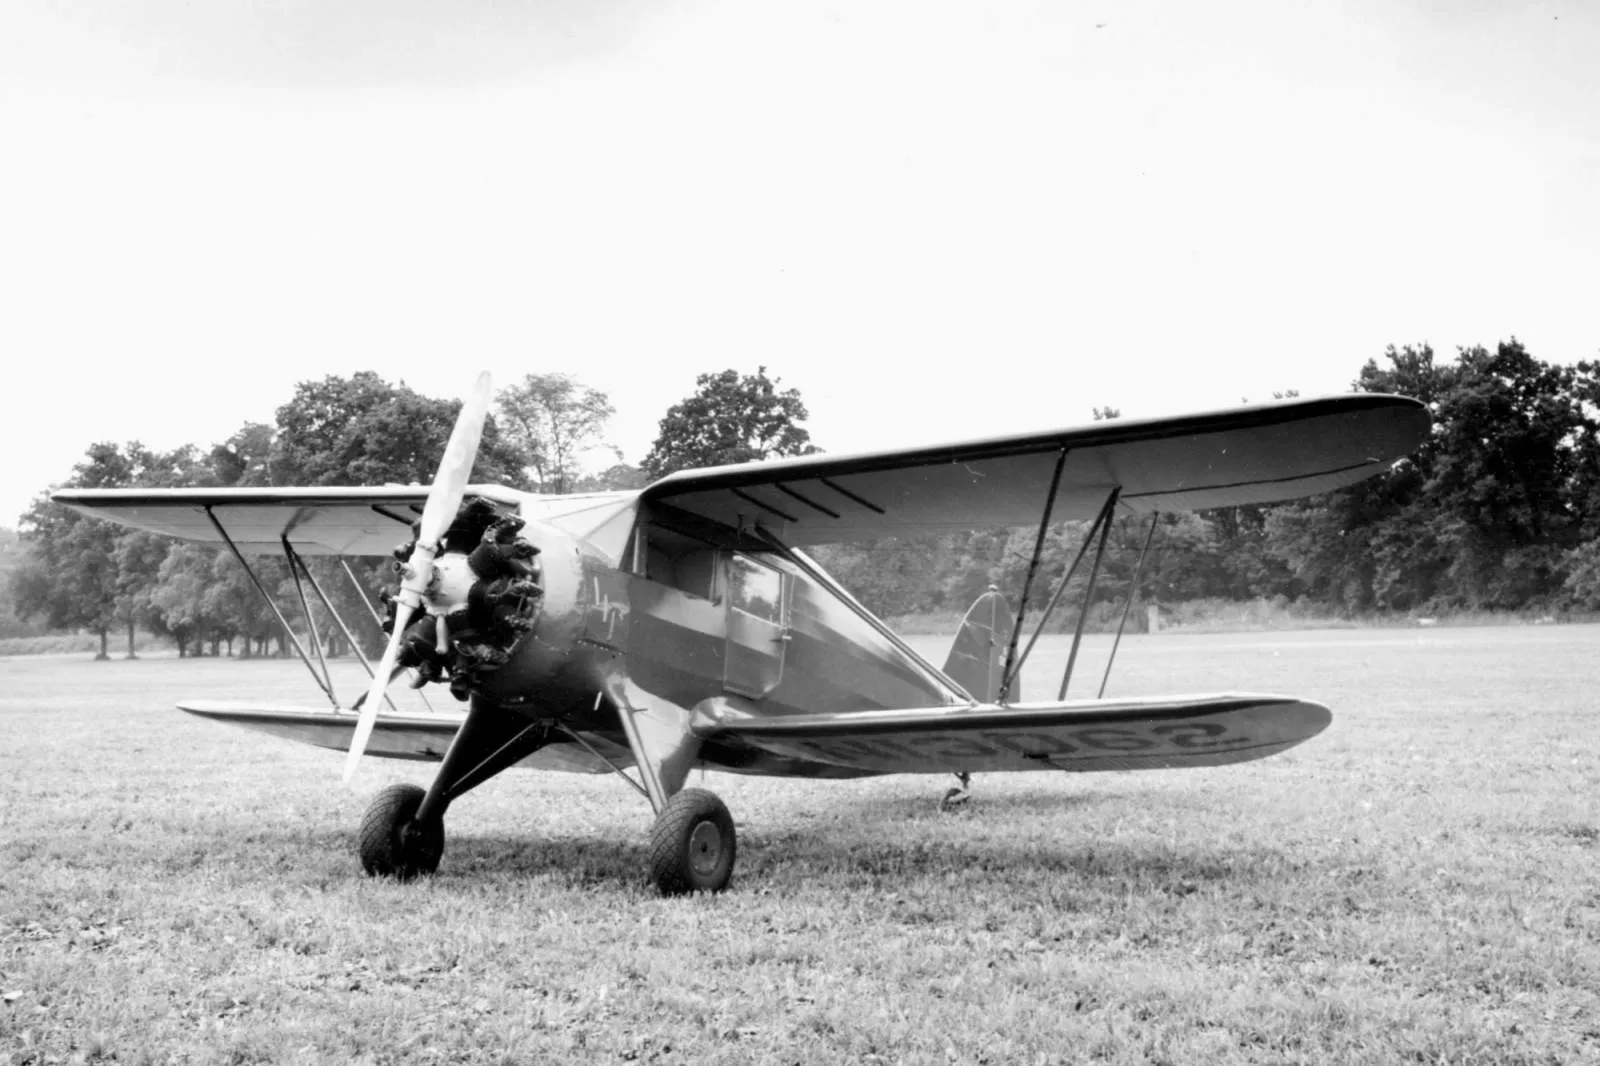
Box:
[1000,486,1118,699]
[551,721,652,802]
[339,557,431,712]
[205,506,335,707]
[339,558,387,629]
[998,447,1068,701]
[1059,488,1119,698]
[1099,511,1160,698]
[283,542,398,713]
[281,534,336,705]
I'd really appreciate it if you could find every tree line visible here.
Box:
[6,368,816,657]
[816,341,1600,621]
[10,342,1600,659]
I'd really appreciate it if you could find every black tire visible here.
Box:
[359,783,444,881]
[648,788,736,896]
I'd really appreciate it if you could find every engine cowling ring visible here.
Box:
[384,500,544,700]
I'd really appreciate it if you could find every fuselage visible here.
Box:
[446,493,965,776]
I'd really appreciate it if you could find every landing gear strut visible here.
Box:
[649,788,736,895]
[359,784,444,880]
[940,772,973,812]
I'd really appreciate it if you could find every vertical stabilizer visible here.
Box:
[941,588,1018,702]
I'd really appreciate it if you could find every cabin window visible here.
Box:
[727,554,783,624]
[638,525,720,602]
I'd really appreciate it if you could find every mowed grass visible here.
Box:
[2,627,1598,1065]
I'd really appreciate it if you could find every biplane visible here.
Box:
[55,380,1429,894]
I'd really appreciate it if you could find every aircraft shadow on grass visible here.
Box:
[328,825,1309,891]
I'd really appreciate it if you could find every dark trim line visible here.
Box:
[775,483,841,518]
[709,697,1312,738]
[371,504,417,528]
[732,488,797,523]
[642,502,769,551]
[819,477,886,514]
[1119,459,1385,501]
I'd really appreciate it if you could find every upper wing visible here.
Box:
[642,394,1429,544]
[50,485,518,556]
[47,485,640,556]
[694,694,1330,774]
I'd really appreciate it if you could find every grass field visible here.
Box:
[3,627,1597,1064]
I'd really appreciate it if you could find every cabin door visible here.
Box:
[723,553,789,698]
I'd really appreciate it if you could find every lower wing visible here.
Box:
[177,701,625,774]
[693,694,1329,774]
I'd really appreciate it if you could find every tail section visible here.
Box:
[942,587,1018,702]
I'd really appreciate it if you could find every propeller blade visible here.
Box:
[341,371,493,784]
[343,601,414,784]
[415,370,493,551]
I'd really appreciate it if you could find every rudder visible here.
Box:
[942,587,1018,701]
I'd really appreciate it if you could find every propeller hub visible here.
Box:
[423,552,476,616]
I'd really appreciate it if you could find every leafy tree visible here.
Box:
[1266,346,1455,610]
[571,463,650,493]
[209,423,275,487]
[810,533,961,618]
[1421,341,1586,607]
[271,372,530,488]
[496,374,619,494]
[11,492,120,657]
[9,442,190,658]
[0,527,35,638]
[1265,341,1596,612]
[643,368,819,478]
[10,441,220,656]
[113,532,171,658]
[1561,541,1600,609]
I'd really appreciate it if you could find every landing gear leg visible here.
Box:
[359,784,445,880]
[940,772,973,812]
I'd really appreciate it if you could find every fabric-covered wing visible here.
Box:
[178,702,626,774]
[642,394,1428,544]
[51,485,527,556]
[693,694,1330,774]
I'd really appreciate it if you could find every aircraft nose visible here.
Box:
[390,505,547,701]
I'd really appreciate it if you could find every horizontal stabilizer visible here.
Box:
[693,694,1330,775]
[178,701,623,774]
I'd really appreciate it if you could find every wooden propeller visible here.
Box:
[342,371,493,784]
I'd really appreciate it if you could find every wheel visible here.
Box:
[939,786,971,812]
[939,771,973,812]
[648,788,736,896]
[359,783,444,881]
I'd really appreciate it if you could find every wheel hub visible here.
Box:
[688,820,723,877]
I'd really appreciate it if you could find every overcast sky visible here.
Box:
[2,0,1595,524]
